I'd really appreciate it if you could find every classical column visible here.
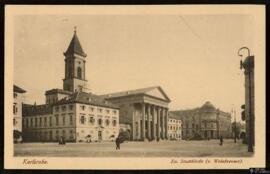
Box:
[157,107,160,141]
[147,104,151,140]
[152,105,156,140]
[161,108,164,139]
[141,103,145,140]
[165,108,168,140]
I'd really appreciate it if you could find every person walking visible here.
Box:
[219,136,223,146]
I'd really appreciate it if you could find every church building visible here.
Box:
[22,29,120,142]
[100,86,171,141]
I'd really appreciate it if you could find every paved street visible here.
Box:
[14,139,253,157]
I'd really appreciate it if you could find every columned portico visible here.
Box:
[101,86,171,142]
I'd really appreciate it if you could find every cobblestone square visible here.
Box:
[14,139,253,157]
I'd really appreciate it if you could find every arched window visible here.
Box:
[77,67,82,79]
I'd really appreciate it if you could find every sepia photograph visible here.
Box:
[5,5,265,169]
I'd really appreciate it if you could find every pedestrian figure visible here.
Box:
[219,136,223,146]
[59,136,66,145]
[115,137,121,150]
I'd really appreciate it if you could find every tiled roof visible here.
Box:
[64,31,87,57]
[168,112,182,120]
[171,102,230,118]
[22,104,53,117]
[100,86,171,102]
[170,108,200,119]
[45,88,73,95]
[54,91,119,109]
[14,85,26,93]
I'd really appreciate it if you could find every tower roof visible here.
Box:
[64,29,87,57]
[200,101,216,111]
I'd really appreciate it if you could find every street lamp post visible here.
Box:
[238,47,254,153]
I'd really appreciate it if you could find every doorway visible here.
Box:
[98,131,102,141]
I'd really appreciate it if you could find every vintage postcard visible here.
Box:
[5,5,265,169]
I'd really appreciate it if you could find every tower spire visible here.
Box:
[74,26,77,34]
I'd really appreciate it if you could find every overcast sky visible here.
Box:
[14,14,255,122]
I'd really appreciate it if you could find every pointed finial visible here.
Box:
[74,26,77,34]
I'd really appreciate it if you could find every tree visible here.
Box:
[231,122,241,139]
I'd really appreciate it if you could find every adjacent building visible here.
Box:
[13,85,26,142]
[171,101,232,140]
[21,29,119,142]
[168,112,182,140]
[100,86,171,141]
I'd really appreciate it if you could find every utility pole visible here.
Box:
[238,47,254,153]
[234,109,237,143]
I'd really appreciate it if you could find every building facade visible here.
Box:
[100,86,171,141]
[171,101,231,140]
[22,29,119,142]
[168,113,182,140]
[22,95,119,142]
[13,85,26,142]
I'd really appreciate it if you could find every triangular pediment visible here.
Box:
[145,87,170,102]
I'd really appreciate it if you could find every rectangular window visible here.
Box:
[80,115,85,124]
[69,115,73,125]
[81,105,85,110]
[55,115,59,126]
[13,118,16,126]
[63,115,65,125]
[113,110,117,115]
[49,117,52,126]
[55,106,59,112]
[44,117,47,127]
[39,117,42,126]
[69,105,73,110]
[89,107,94,112]
[98,108,102,113]
[13,104,17,114]
[69,130,73,139]
[30,118,33,127]
[35,118,38,127]
[106,109,110,114]
[14,93,17,98]
[62,106,66,111]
